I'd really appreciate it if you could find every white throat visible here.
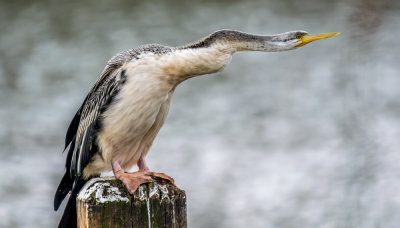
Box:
[158,45,234,83]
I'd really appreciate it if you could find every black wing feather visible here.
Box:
[64,110,81,151]
[75,121,98,177]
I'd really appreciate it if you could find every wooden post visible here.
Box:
[76,177,187,228]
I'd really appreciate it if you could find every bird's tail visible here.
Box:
[55,172,86,228]
[58,193,78,228]
[54,172,73,211]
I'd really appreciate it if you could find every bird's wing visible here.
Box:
[62,46,147,154]
[64,64,126,182]
[55,64,123,211]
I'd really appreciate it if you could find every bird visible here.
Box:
[54,29,338,227]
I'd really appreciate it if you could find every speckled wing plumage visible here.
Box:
[55,59,122,210]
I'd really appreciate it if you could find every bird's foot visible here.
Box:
[118,171,177,194]
[117,171,153,194]
[146,171,176,186]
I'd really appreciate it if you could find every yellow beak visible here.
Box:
[297,32,340,47]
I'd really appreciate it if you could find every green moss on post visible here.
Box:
[77,177,187,228]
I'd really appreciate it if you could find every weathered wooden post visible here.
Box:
[76,177,187,228]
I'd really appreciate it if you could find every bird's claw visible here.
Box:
[120,171,178,194]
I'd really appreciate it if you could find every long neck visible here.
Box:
[160,30,290,83]
[180,30,279,53]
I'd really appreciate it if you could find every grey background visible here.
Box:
[1,0,399,227]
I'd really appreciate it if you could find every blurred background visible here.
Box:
[1,0,399,227]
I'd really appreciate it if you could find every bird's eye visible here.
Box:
[296,34,302,39]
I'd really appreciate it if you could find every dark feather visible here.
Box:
[58,194,77,228]
[64,110,81,151]
[65,136,75,174]
[57,177,85,228]
[54,135,76,211]
[54,172,72,211]
[75,121,99,177]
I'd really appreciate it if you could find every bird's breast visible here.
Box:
[98,62,173,164]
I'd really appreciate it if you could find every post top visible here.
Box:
[77,177,185,204]
[77,177,129,203]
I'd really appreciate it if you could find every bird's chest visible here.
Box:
[104,93,167,140]
[99,72,172,148]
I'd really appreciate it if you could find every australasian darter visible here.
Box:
[54,29,338,228]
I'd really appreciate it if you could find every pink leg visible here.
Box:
[134,157,174,183]
[137,157,150,172]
